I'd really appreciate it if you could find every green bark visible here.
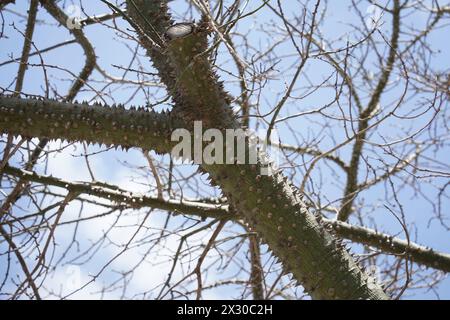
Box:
[0,0,391,300]
[0,96,176,154]
[124,0,388,299]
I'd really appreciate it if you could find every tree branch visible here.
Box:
[338,0,401,221]
[3,163,449,274]
[0,95,177,155]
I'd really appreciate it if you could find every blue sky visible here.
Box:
[0,0,449,299]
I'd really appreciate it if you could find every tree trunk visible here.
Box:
[0,0,390,299]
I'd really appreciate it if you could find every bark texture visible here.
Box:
[0,0,392,299]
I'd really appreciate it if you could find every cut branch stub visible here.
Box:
[164,23,196,40]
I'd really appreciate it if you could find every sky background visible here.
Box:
[0,0,449,299]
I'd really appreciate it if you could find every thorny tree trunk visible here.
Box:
[0,0,392,299]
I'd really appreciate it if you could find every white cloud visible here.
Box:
[42,264,119,299]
